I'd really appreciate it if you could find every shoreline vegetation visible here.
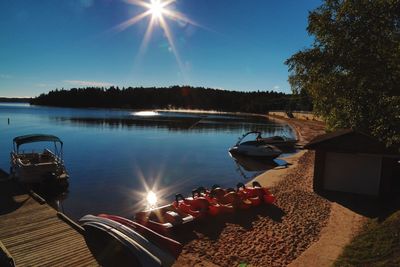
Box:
[29,86,313,114]
[0,97,31,103]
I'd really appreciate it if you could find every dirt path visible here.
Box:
[288,203,365,267]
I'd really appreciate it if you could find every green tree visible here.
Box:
[286,0,400,146]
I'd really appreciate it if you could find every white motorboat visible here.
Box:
[237,131,298,148]
[229,132,282,159]
[256,134,298,148]
[10,134,69,185]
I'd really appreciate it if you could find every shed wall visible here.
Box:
[323,152,382,196]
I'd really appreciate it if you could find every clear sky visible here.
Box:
[0,0,322,97]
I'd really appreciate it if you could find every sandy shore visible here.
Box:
[173,116,332,266]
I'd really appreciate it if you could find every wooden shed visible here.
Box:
[305,130,400,197]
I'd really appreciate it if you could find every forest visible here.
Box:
[0,97,31,103]
[30,86,312,114]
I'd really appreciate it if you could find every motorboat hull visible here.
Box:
[228,145,281,159]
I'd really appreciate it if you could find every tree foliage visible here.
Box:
[286,0,400,146]
[30,86,311,114]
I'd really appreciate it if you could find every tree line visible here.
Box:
[30,86,312,114]
[286,0,399,147]
[0,97,31,103]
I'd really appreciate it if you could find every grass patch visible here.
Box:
[334,210,400,267]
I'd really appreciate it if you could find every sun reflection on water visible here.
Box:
[133,110,160,116]
[146,191,158,207]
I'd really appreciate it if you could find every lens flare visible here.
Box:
[113,0,200,75]
[149,0,163,19]
[146,191,157,206]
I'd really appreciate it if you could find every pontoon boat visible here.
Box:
[10,134,69,185]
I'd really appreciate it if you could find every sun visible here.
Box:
[113,0,199,73]
[149,0,164,20]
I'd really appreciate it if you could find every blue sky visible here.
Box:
[0,0,322,97]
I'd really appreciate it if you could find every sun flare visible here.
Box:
[114,0,199,73]
[149,0,164,19]
[146,191,157,206]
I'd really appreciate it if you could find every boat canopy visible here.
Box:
[13,134,63,149]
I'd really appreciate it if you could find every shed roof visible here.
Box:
[305,129,399,155]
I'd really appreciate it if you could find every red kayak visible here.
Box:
[172,193,210,219]
[98,214,182,258]
[237,182,275,204]
[135,204,194,235]
[209,185,252,210]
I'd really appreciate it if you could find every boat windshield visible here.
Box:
[236,131,262,145]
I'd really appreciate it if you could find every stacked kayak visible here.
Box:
[98,214,182,258]
[80,214,183,267]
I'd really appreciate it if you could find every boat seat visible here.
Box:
[31,154,40,164]
[164,211,182,224]
[40,153,52,161]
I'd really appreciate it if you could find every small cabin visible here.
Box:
[305,130,400,198]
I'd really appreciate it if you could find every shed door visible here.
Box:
[323,152,382,196]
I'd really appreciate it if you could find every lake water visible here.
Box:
[0,103,295,220]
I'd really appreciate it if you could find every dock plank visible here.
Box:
[0,180,99,266]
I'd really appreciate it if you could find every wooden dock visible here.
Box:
[0,179,99,266]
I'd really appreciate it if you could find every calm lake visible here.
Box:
[0,103,295,220]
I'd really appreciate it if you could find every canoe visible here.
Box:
[80,215,175,266]
[98,214,182,258]
[82,221,161,267]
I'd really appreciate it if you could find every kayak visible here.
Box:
[98,214,182,258]
[172,193,210,218]
[80,215,175,266]
[135,204,194,235]
[82,220,162,267]
[236,182,275,204]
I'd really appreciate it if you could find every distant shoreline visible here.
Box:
[0,97,31,103]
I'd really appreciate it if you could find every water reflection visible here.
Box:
[51,116,292,134]
[229,152,278,180]
[132,111,160,116]
[230,153,278,172]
